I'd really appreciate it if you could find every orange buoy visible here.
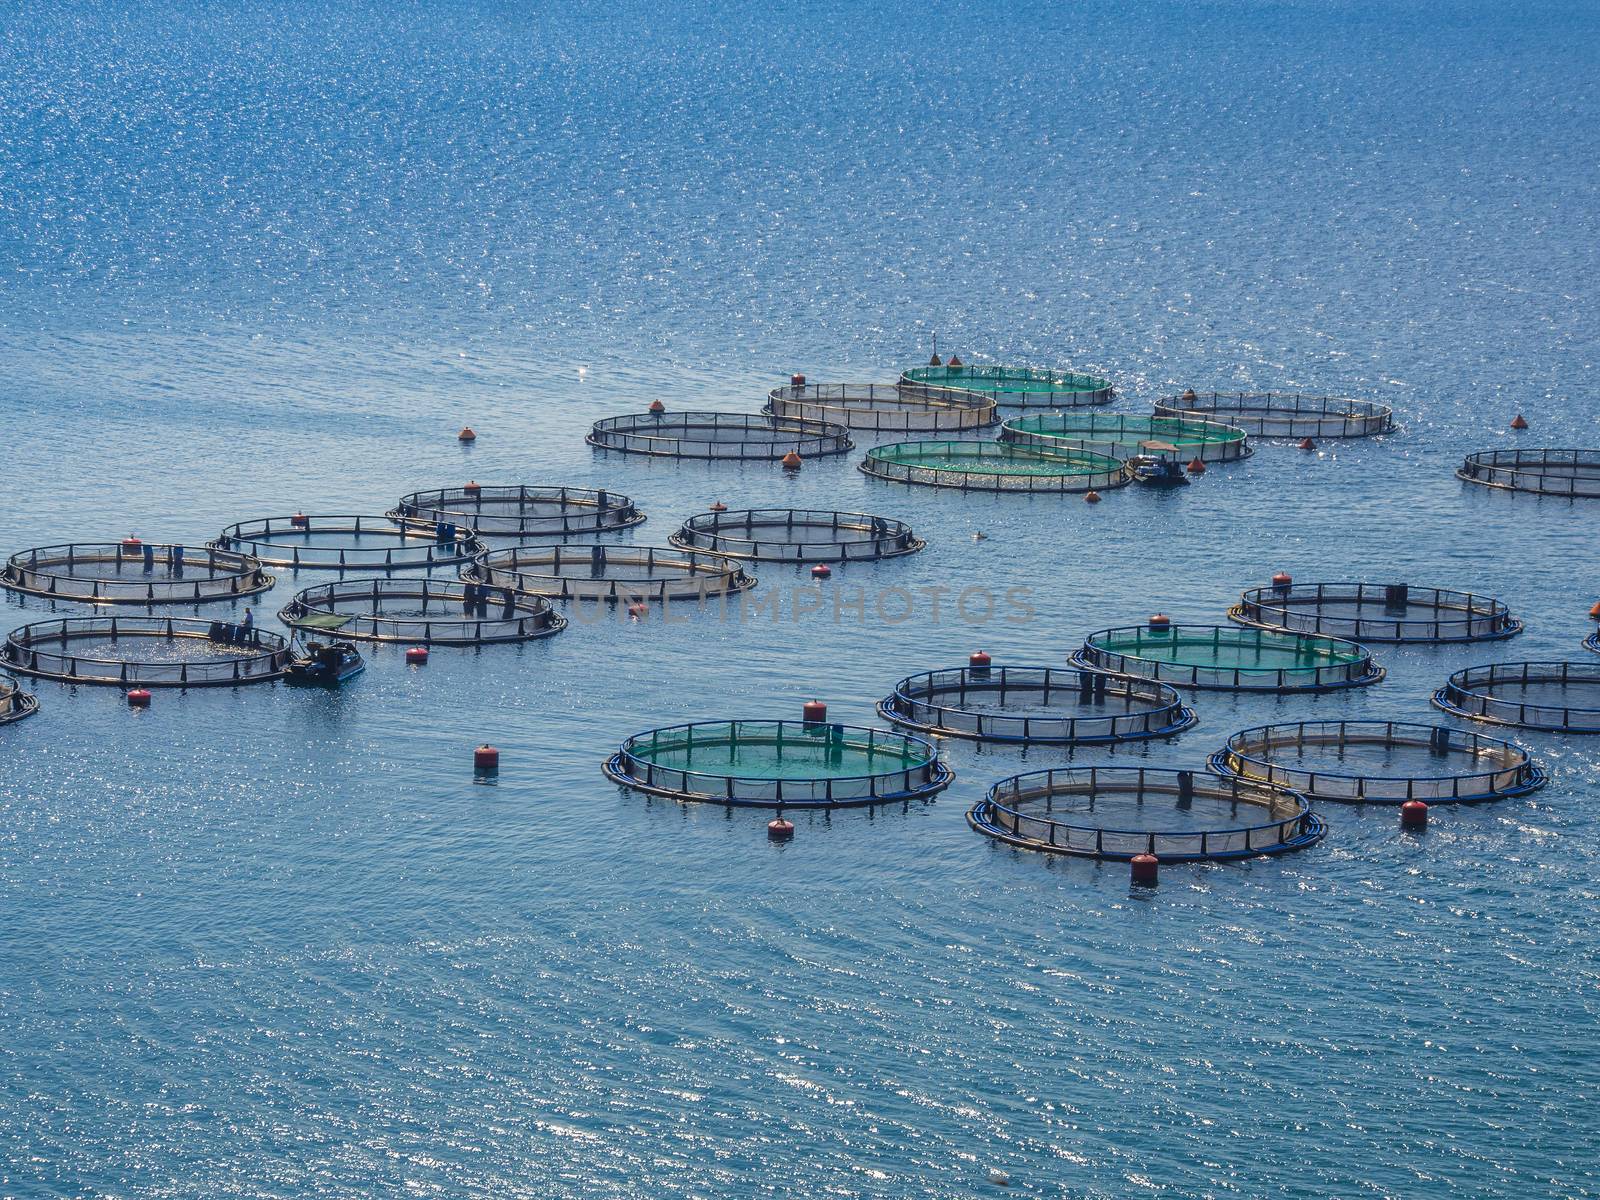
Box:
[970,651,991,669]
[473,744,500,771]
[802,700,827,724]
[947,354,963,368]
[1589,599,1600,620]
[648,399,666,414]
[1272,571,1293,589]
[810,563,831,579]
[458,426,476,441]
[928,352,942,366]
[1084,490,1102,504]
[463,480,481,496]
[126,687,152,708]
[1130,853,1159,886]
[1148,613,1171,631]
[781,450,803,470]
[710,501,728,512]
[1181,388,1198,403]
[121,534,142,548]
[290,512,309,528]
[790,373,806,387]
[1186,457,1206,475]
[405,646,429,664]
[1510,413,1529,430]
[1298,436,1316,451]
[767,818,795,841]
[1400,799,1428,831]
[627,601,648,617]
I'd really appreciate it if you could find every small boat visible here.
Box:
[285,638,365,687]
[1129,440,1191,488]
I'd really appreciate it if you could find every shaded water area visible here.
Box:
[1,1,1599,1197]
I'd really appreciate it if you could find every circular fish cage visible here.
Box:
[0,616,290,687]
[999,412,1251,464]
[1,542,274,606]
[586,411,852,460]
[877,664,1196,745]
[1210,719,1545,805]
[1073,623,1383,692]
[765,382,996,433]
[1153,391,1394,438]
[1456,449,1600,500]
[1229,581,1521,644]
[278,578,565,645]
[671,508,924,563]
[900,364,1114,409]
[968,766,1324,862]
[464,543,755,602]
[1433,661,1600,733]
[0,673,39,724]
[392,485,644,537]
[213,515,484,572]
[603,719,953,808]
[858,440,1130,493]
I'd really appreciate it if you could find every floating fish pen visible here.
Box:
[968,766,1324,862]
[392,485,644,537]
[278,578,565,645]
[1210,719,1544,805]
[0,616,290,687]
[464,543,755,602]
[1455,449,1600,499]
[1432,661,1600,733]
[213,515,483,572]
[671,508,923,563]
[586,411,852,460]
[1073,622,1383,692]
[765,382,997,433]
[999,412,1251,464]
[858,440,1129,493]
[900,364,1114,409]
[1153,391,1394,438]
[1,542,274,605]
[877,664,1195,745]
[1587,628,1600,656]
[603,719,953,808]
[0,673,39,724]
[1229,581,1520,644]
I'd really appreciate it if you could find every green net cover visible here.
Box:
[1000,413,1249,463]
[900,364,1113,407]
[859,440,1128,492]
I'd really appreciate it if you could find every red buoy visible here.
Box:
[463,480,481,496]
[1401,799,1428,831]
[290,512,309,529]
[802,700,827,724]
[768,818,795,841]
[1181,388,1198,403]
[121,534,142,548]
[649,399,666,414]
[1510,413,1529,430]
[1148,613,1171,631]
[928,353,943,366]
[126,687,152,708]
[947,354,963,368]
[810,563,831,579]
[405,646,429,664]
[474,744,500,771]
[970,651,991,668]
[1084,490,1101,504]
[1272,571,1293,589]
[1298,437,1316,451]
[781,450,803,470]
[710,501,728,512]
[790,373,806,387]
[458,426,476,442]
[1131,853,1159,886]
[1186,457,1207,475]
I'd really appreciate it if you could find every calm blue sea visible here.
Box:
[2,1,1598,1196]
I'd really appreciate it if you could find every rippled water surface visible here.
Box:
[2,1,1599,1196]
